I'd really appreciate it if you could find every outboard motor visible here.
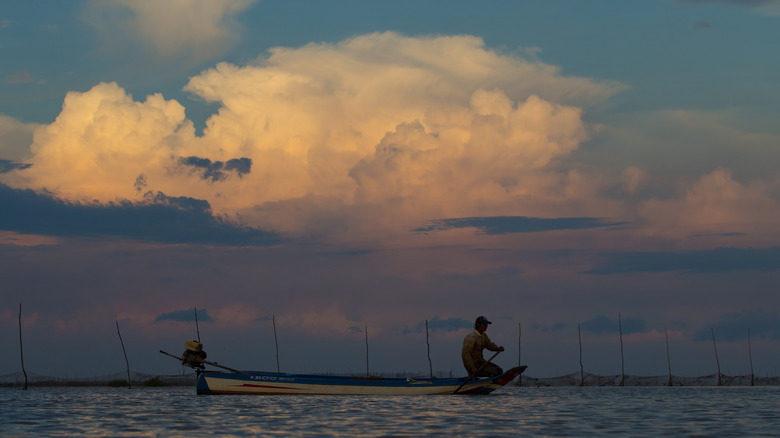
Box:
[181,340,208,369]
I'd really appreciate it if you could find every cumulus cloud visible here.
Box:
[4,82,197,203]
[622,167,646,196]
[8,32,780,249]
[591,109,780,183]
[638,168,780,240]
[0,114,39,161]
[83,0,256,64]
[2,32,628,241]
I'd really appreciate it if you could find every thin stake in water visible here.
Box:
[619,313,625,387]
[194,307,201,343]
[365,325,369,376]
[19,303,28,390]
[711,328,722,386]
[273,315,280,373]
[578,323,585,386]
[518,321,522,387]
[748,328,754,386]
[426,320,433,378]
[665,328,673,387]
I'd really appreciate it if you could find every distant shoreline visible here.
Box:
[520,372,780,387]
[0,372,196,388]
[2,370,778,388]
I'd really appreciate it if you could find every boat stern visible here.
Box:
[196,372,214,395]
[492,365,527,386]
[455,365,527,395]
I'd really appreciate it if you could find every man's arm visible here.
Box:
[483,333,505,352]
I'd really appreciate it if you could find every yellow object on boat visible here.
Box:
[185,340,203,352]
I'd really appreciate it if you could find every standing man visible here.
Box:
[462,316,505,377]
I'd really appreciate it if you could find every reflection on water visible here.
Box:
[1,386,779,436]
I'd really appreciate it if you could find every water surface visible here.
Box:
[1,386,778,436]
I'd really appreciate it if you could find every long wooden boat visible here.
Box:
[195,366,526,395]
[161,342,525,395]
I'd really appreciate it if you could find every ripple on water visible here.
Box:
[1,386,780,436]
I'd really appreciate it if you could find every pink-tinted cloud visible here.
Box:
[638,168,780,244]
[83,0,257,64]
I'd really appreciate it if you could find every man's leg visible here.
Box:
[476,362,503,377]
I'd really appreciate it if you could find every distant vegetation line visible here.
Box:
[521,372,779,387]
[1,370,778,388]
[0,371,195,387]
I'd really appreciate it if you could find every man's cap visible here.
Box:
[475,316,492,325]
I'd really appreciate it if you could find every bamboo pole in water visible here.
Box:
[273,315,280,373]
[194,307,201,343]
[748,328,754,386]
[619,313,625,387]
[425,320,433,378]
[365,326,369,376]
[578,323,585,386]
[19,303,28,390]
[518,322,522,387]
[665,328,673,387]
[711,328,722,386]
[116,321,132,389]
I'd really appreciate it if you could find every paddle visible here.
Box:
[453,350,502,394]
[159,349,250,375]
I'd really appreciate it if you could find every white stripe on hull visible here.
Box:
[201,375,501,395]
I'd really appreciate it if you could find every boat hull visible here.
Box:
[196,366,526,395]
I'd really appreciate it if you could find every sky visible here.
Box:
[2,0,780,379]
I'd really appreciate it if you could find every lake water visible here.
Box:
[1,385,778,437]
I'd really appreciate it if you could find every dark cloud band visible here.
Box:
[0,183,279,246]
[0,159,31,173]
[414,216,626,235]
[154,308,212,323]
[586,247,780,274]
